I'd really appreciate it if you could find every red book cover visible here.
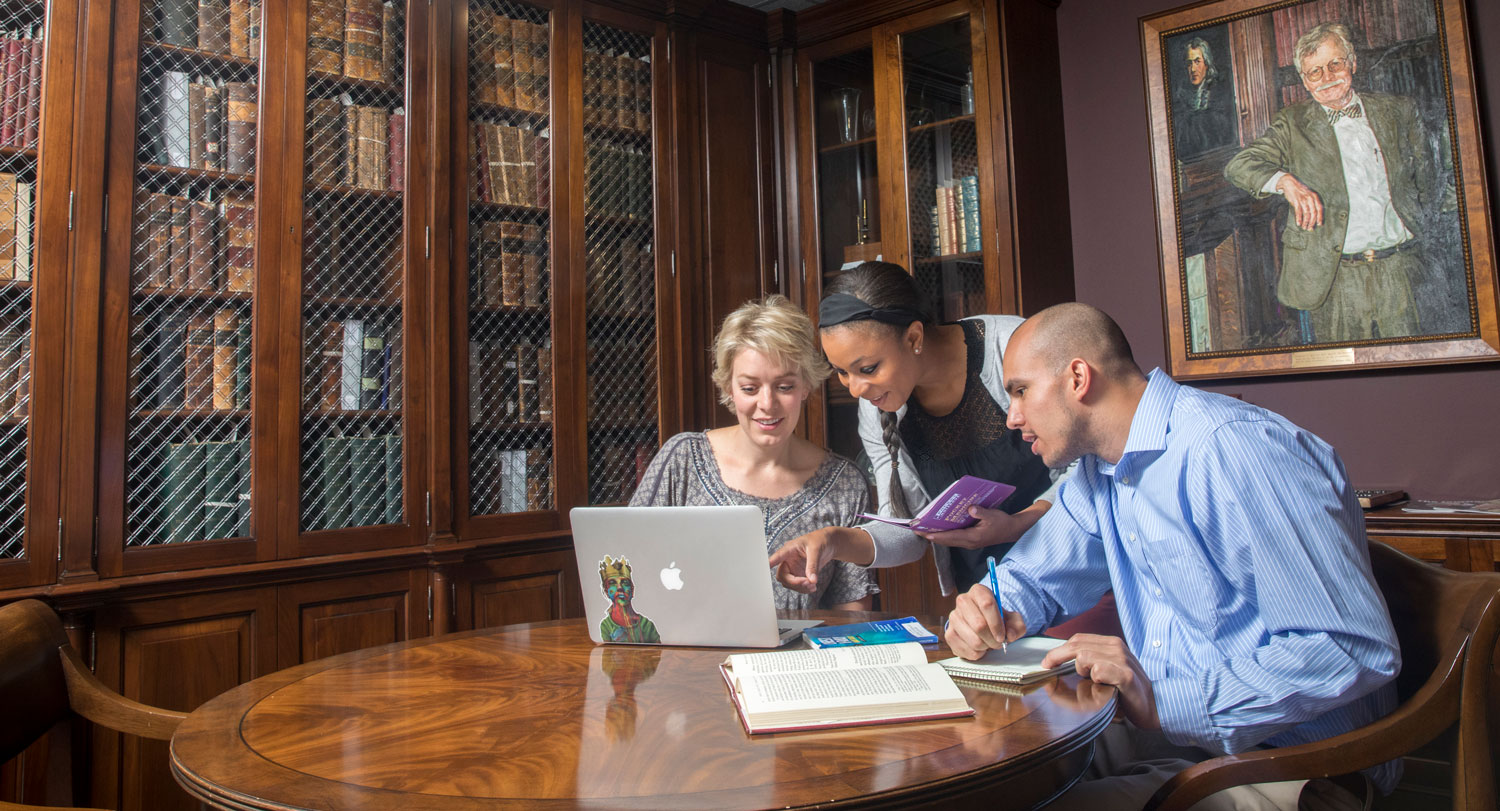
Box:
[1,38,22,147]
[12,38,30,150]
[388,108,405,193]
[471,122,489,203]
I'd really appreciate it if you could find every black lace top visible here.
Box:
[898,319,1054,591]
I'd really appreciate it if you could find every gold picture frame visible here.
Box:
[1142,0,1498,378]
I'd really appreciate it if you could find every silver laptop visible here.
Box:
[570,505,821,648]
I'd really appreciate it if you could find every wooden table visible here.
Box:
[170,614,1116,810]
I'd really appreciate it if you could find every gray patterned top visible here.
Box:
[629,432,879,609]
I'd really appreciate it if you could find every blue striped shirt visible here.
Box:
[998,369,1400,790]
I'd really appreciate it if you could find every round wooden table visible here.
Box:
[171,615,1116,810]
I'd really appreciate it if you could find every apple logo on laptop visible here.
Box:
[660,561,684,590]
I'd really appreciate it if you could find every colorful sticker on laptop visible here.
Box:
[597,555,661,644]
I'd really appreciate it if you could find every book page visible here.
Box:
[744,664,938,707]
[727,640,928,676]
[937,636,1070,682]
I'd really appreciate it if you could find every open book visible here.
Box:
[858,475,1017,532]
[719,641,974,734]
[937,636,1075,685]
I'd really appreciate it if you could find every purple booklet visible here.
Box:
[858,475,1017,533]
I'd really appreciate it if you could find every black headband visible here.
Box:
[818,293,924,329]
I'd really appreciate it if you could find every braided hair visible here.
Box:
[820,262,935,519]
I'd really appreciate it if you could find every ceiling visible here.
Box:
[723,0,830,11]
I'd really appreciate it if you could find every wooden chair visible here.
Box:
[0,599,186,811]
[1145,541,1500,811]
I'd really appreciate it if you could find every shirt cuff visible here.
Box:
[994,567,1052,638]
[1261,171,1287,195]
[861,521,927,568]
[1152,672,1222,754]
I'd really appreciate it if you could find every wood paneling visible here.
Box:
[90,589,277,811]
[452,548,583,631]
[276,570,428,669]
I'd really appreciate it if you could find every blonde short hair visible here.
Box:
[711,295,831,408]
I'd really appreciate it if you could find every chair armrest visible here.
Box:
[1143,640,1466,811]
[59,647,187,741]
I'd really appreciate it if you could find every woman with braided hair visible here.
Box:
[770,261,1067,598]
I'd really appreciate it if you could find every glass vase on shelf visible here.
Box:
[836,87,861,143]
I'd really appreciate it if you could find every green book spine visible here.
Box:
[163,440,207,543]
[203,440,241,539]
[234,314,252,408]
[349,435,385,526]
[383,433,402,524]
[960,175,981,253]
[236,436,251,536]
[316,435,353,530]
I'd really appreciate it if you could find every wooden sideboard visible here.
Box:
[1365,505,1500,573]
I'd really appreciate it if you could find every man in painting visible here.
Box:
[1173,36,1237,157]
[598,555,661,644]
[1225,22,1438,343]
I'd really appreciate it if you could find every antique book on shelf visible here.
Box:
[0,173,14,279]
[0,327,21,414]
[13,180,31,281]
[5,36,27,148]
[527,20,546,109]
[163,440,208,542]
[535,342,551,419]
[248,0,262,58]
[305,97,344,186]
[477,220,503,304]
[211,307,239,409]
[582,50,602,123]
[355,105,389,190]
[160,71,192,168]
[135,192,172,288]
[203,81,224,171]
[381,1,399,84]
[233,312,251,408]
[511,21,535,112]
[616,54,635,130]
[199,0,230,54]
[187,199,217,290]
[500,222,524,305]
[339,318,364,410]
[515,341,537,420]
[359,325,385,410]
[960,175,980,252]
[500,448,527,512]
[343,0,383,81]
[349,434,385,526]
[521,230,544,306]
[202,439,241,539]
[515,129,537,205]
[383,433,401,523]
[224,81,256,175]
[228,0,251,58]
[159,0,198,48]
[307,0,345,75]
[167,196,191,288]
[465,10,492,104]
[22,36,41,149]
[525,445,549,510]
[491,13,514,107]
[483,123,507,204]
[315,435,352,530]
[634,55,650,131]
[937,636,1074,686]
[719,642,973,734]
[151,310,189,409]
[312,320,343,410]
[388,107,405,192]
[222,194,254,292]
[183,311,216,409]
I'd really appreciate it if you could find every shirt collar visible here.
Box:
[1119,368,1178,460]
[1320,90,1362,119]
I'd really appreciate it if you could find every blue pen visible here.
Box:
[986,555,1008,654]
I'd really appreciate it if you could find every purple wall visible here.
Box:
[1056,0,1500,498]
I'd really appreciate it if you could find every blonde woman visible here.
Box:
[630,296,876,610]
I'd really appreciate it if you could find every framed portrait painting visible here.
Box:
[1142,0,1499,378]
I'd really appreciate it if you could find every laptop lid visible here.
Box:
[570,506,818,648]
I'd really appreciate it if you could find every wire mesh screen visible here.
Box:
[466,0,552,517]
[582,20,654,505]
[299,0,406,531]
[124,0,260,547]
[0,8,44,559]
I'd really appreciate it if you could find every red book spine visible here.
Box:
[12,37,29,150]
[471,123,489,203]
[0,38,21,147]
[388,109,405,193]
[23,37,40,149]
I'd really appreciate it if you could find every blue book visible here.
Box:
[802,616,939,649]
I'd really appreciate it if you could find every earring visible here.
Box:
[915,345,922,355]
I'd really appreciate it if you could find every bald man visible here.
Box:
[946,303,1398,810]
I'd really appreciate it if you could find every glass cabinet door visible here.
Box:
[297,0,407,535]
[900,15,986,322]
[100,0,266,566]
[581,16,655,505]
[807,43,880,464]
[462,0,554,519]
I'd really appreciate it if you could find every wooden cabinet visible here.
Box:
[1365,507,1500,573]
[790,0,1073,618]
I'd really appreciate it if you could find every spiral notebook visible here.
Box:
[936,636,1074,685]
